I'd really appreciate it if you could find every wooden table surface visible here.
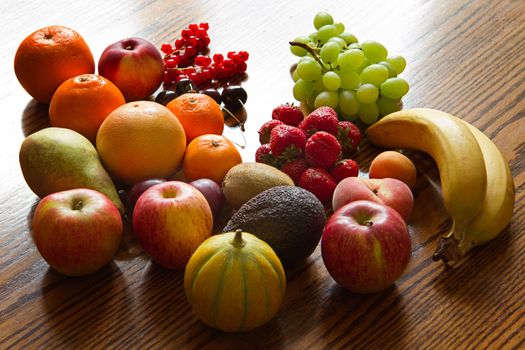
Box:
[1,0,524,349]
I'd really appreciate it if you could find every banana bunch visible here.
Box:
[366,108,515,262]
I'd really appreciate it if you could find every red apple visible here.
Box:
[98,37,164,101]
[31,188,123,276]
[132,181,213,269]
[332,177,413,222]
[189,178,225,221]
[128,178,166,207]
[321,200,411,293]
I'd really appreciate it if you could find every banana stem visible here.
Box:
[432,229,462,263]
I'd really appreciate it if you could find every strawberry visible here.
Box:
[331,159,359,182]
[337,121,362,156]
[255,144,280,168]
[281,157,308,184]
[272,103,304,127]
[258,119,284,144]
[269,124,307,160]
[305,131,342,169]
[298,167,337,204]
[299,106,339,137]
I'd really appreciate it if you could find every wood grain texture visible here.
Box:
[1,0,524,349]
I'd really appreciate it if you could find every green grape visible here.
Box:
[334,22,345,34]
[328,37,347,49]
[314,78,325,92]
[356,83,379,103]
[293,79,314,101]
[299,55,314,64]
[380,77,409,99]
[361,40,388,63]
[320,42,340,64]
[339,71,361,89]
[378,97,401,116]
[314,11,334,30]
[378,61,397,78]
[292,67,300,82]
[360,64,389,86]
[339,90,359,116]
[309,32,319,43]
[317,24,339,43]
[314,91,339,108]
[290,36,313,57]
[337,49,365,71]
[338,32,358,45]
[297,60,322,81]
[358,102,380,124]
[348,42,361,49]
[356,57,370,73]
[322,71,341,91]
[387,55,407,74]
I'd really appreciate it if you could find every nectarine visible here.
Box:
[369,151,417,188]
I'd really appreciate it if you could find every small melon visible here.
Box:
[184,229,286,332]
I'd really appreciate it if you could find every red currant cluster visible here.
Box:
[160,23,249,88]
[161,23,210,67]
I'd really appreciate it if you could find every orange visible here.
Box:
[49,74,125,143]
[183,134,242,183]
[166,93,224,143]
[14,25,95,104]
[96,101,187,185]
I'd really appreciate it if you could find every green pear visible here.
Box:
[19,127,124,213]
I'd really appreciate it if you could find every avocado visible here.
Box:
[222,162,294,209]
[223,185,326,269]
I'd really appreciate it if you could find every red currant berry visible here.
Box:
[199,22,209,30]
[181,28,192,38]
[238,51,249,61]
[196,28,207,38]
[165,58,178,69]
[163,75,174,84]
[213,53,224,64]
[185,46,197,57]
[189,23,199,32]
[223,59,235,69]
[161,43,173,55]
[194,55,206,66]
[175,39,185,49]
[178,55,189,67]
[186,36,197,47]
[236,61,248,72]
[201,36,210,46]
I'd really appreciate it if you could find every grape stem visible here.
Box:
[289,41,328,70]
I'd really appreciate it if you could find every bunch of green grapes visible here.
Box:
[290,11,409,125]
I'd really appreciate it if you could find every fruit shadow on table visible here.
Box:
[135,261,286,348]
[21,99,50,137]
[39,262,128,348]
[431,223,516,300]
[327,285,410,349]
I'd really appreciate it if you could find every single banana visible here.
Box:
[431,121,515,261]
[450,122,514,255]
[366,108,488,259]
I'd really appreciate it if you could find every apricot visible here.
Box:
[369,151,417,188]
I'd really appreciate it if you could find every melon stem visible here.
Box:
[231,229,245,248]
